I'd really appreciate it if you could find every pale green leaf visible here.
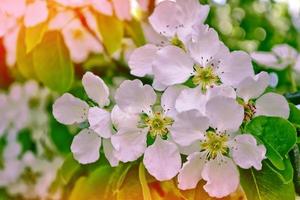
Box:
[95,13,124,55]
[25,21,47,53]
[33,31,74,92]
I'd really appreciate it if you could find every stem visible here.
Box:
[289,66,298,93]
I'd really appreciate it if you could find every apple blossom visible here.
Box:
[53,72,118,166]
[111,79,185,181]
[171,96,266,198]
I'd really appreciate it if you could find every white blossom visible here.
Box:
[53,72,118,165]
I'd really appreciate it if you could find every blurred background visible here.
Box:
[0,0,299,199]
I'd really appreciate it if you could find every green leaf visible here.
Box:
[288,103,300,126]
[95,13,124,55]
[240,161,295,200]
[139,162,152,200]
[290,145,300,194]
[25,22,47,53]
[33,31,74,92]
[16,27,37,79]
[49,115,73,154]
[125,19,146,47]
[266,159,294,184]
[245,116,297,170]
[59,154,81,185]
[17,128,36,154]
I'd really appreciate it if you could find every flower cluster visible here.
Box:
[0,0,150,66]
[0,80,63,199]
[52,0,291,198]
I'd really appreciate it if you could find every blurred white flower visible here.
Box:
[7,152,62,200]
[24,0,49,27]
[251,44,300,73]
[62,19,103,63]
[0,139,24,187]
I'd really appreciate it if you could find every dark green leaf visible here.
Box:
[240,161,295,200]
[288,103,300,126]
[49,115,73,154]
[266,159,294,184]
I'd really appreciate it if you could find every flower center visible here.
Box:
[21,167,41,185]
[192,65,220,91]
[28,97,40,109]
[140,112,173,138]
[72,29,84,40]
[243,102,256,122]
[171,36,186,50]
[201,131,228,159]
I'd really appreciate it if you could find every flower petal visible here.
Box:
[161,85,186,118]
[82,72,110,107]
[202,157,239,198]
[112,0,131,20]
[90,0,113,16]
[103,138,119,167]
[206,96,244,132]
[176,2,209,42]
[143,137,181,181]
[170,110,209,146]
[230,134,266,170]
[115,79,156,114]
[175,86,206,114]
[206,85,236,100]
[187,24,221,66]
[111,129,147,162]
[177,0,209,27]
[219,51,254,87]
[24,0,48,27]
[149,1,180,37]
[111,105,139,130]
[88,107,112,138]
[178,152,205,190]
[153,46,194,87]
[0,0,26,18]
[62,19,102,63]
[255,92,289,119]
[152,78,168,91]
[71,129,101,164]
[236,72,270,102]
[251,52,281,68]
[272,44,298,62]
[128,44,158,77]
[138,0,149,11]
[177,141,200,156]
[48,10,75,30]
[53,93,89,125]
